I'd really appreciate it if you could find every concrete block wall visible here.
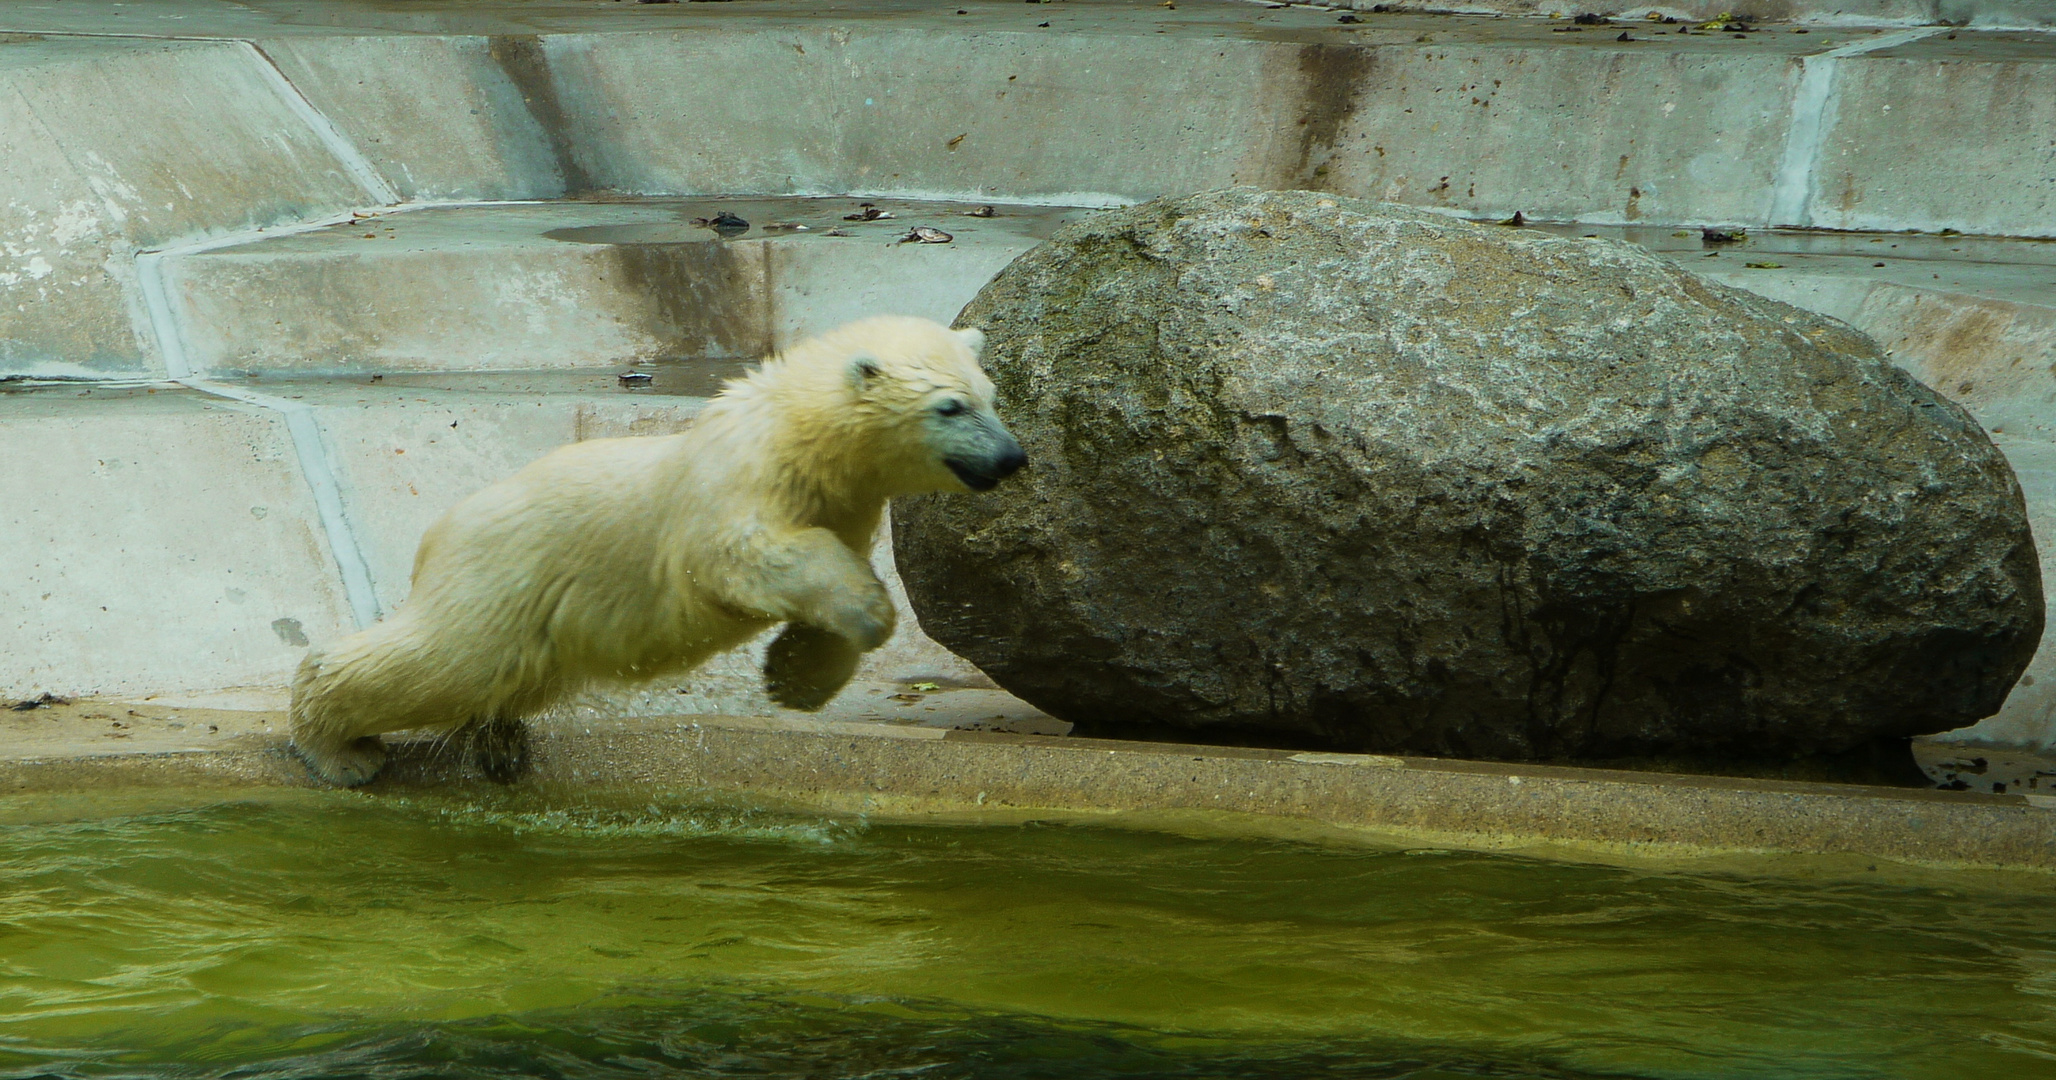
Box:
[2,0,2054,751]
[6,8,2054,379]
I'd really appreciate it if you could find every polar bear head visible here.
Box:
[748,315,1028,498]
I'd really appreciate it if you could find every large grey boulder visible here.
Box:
[892,189,2043,764]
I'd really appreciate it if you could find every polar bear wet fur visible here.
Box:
[289,315,1026,786]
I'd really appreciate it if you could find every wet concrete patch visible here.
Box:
[485,34,595,196]
[1289,43,1373,189]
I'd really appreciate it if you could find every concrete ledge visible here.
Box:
[162,197,1077,375]
[4,708,2052,871]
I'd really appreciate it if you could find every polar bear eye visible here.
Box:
[935,399,968,418]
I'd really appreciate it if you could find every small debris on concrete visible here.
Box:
[844,203,895,221]
[1701,227,1746,244]
[1744,261,1784,269]
[1617,30,1634,40]
[1498,211,1527,226]
[1038,21,1050,26]
[823,227,853,237]
[946,133,967,150]
[617,371,654,388]
[692,212,750,236]
[966,205,998,218]
[910,681,942,692]
[759,221,811,233]
[1572,12,1610,23]
[900,226,955,244]
[1337,12,1359,21]
[10,693,68,712]
[887,692,925,704]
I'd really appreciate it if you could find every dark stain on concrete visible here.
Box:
[1290,43,1374,190]
[606,242,774,364]
[487,35,595,196]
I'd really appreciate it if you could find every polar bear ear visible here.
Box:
[847,353,883,391]
[956,327,986,357]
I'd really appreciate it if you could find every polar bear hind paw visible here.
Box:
[292,734,388,787]
[461,716,531,784]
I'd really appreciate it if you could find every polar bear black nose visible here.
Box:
[993,442,1028,479]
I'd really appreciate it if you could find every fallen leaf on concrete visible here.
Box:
[844,204,895,221]
[900,226,955,244]
[1701,227,1746,244]
[1744,261,1784,269]
[966,205,998,217]
[10,693,67,712]
[1498,211,1526,226]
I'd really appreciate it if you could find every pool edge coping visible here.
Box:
[3,713,2052,873]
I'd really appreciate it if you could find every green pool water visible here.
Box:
[0,790,2051,1080]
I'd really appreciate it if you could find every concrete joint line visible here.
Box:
[238,41,401,206]
[1768,27,1947,228]
[131,200,555,628]
[197,381,384,630]
[134,216,390,631]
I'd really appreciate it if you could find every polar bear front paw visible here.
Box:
[816,587,897,652]
[292,734,388,787]
[764,623,863,711]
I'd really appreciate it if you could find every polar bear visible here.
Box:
[289,315,1026,787]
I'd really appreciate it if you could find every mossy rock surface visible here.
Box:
[893,188,2042,763]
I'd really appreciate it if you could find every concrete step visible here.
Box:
[1347,0,2056,30]
[160,198,2056,378]
[157,197,1084,376]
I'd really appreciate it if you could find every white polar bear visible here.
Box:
[289,315,1025,786]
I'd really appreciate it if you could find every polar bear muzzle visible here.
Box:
[942,413,1029,492]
